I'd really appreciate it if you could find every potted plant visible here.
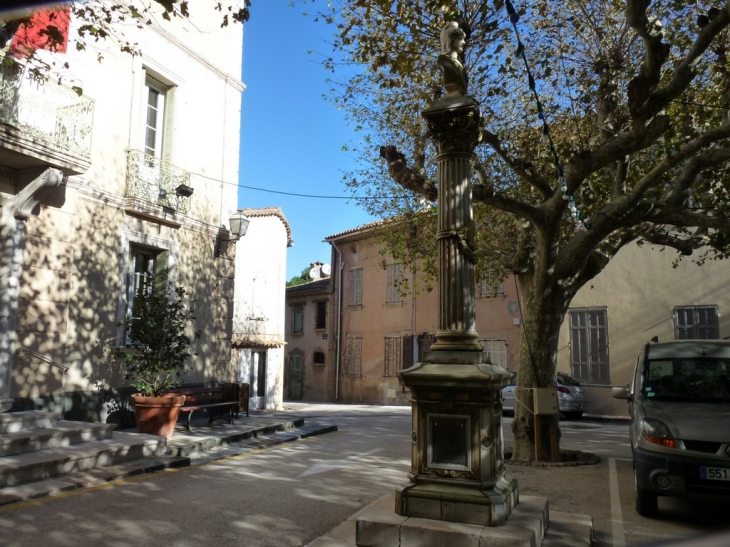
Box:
[116,270,200,438]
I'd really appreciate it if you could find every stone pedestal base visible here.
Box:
[396,473,518,527]
[0,397,12,413]
[396,351,516,526]
[357,493,548,547]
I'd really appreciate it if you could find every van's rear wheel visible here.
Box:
[635,469,658,517]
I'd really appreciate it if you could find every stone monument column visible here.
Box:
[392,22,518,528]
[428,99,482,351]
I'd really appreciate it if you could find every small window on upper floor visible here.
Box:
[313,351,325,365]
[143,75,176,164]
[291,305,304,335]
[315,301,327,329]
[386,263,404,305]
[478,275,504,298]
[349,268,363,307]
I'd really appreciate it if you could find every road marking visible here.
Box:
[298,448,384,478]
[609,457,626,547]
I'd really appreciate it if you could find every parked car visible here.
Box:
[612,339,730,518]
[501,371,588,419]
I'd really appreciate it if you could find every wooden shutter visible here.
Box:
[402,334,414,370]
[162,85,176,164]
[349,269,362,306]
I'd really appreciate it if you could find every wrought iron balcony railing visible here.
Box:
[0,58,94,159]
[125,149,192,215]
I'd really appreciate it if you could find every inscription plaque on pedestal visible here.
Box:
[427,414,471,471]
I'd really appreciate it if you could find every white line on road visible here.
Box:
[609,457,626,547]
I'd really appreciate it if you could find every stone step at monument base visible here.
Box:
[307,493,593,547]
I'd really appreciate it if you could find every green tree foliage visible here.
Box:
[304,0,730,460]
[116,271,201,397]
[287,266,314,287]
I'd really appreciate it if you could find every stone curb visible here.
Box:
[0,422,337,508]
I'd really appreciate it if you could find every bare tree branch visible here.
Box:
[379,145,437,202]
[479,129,553,198]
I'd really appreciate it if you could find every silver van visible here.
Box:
[613,339,730,517]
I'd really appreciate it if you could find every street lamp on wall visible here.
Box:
[214,210,250,257]
[229,210,250,239]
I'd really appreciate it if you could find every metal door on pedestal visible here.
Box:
[249,350,267,410]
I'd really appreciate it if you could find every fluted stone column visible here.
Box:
[424,98,482,351]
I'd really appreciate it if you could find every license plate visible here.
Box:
[700,466,730,481]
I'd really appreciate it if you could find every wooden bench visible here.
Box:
[170,386,239,432]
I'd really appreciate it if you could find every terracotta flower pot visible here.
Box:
[131,393,186,439]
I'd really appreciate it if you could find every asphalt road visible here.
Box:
[0,404,728,546]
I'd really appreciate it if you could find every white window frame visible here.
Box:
[569,307,610,385]
[116,231,177,346]
[144,77,166,159]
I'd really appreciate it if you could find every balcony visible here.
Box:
[124,149,192,227]
[0,60,94,176]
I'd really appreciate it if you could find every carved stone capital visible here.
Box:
[12,167,65,220]
[422,96,481,155]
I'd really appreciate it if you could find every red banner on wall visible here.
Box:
[11,5,71,59]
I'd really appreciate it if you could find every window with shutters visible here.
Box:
[291,305,304,335]
[348,268,363,307]
[479,339,507,368]
[674,305,719,339]
[386,263,404,304]
[478,275,505,298]
[384,335,414,377]
[569,307,610,385]
[125,245,168,343]
[345,336,362,376]
[315,301,327,330]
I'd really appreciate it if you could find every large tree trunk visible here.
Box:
[510,271,565,462]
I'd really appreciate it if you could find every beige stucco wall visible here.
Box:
[284,280,335,402]
[328,230,522,405]
[558,243,730,417]
[4,5,244,400]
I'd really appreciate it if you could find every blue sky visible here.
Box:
[238,2,376,280]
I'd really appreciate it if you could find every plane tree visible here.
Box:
[306,0,730,460]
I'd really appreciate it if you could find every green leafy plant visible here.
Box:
[116,271,201,397]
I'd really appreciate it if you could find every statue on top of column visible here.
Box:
[437,21,468,98]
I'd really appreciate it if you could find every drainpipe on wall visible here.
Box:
[411,269,417,360]
[332,242,344,401]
